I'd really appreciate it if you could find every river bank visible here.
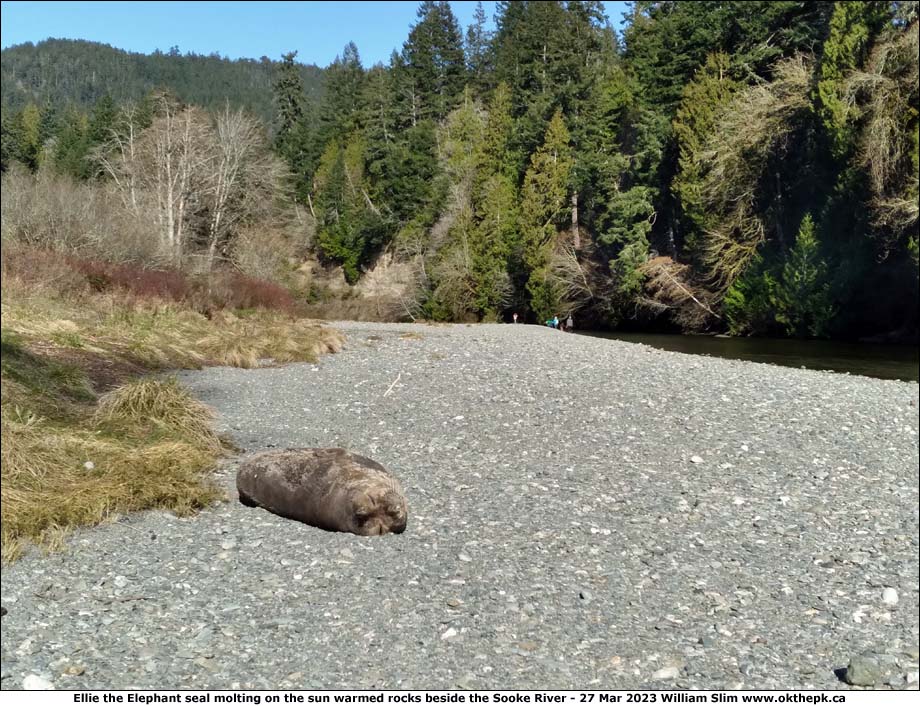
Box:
[1,322,918,689]
[581,330,920,382]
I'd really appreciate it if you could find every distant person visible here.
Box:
[566,315,574,332]
[545,317,555,328]
[553,315,559,329]
[512,312,518,324]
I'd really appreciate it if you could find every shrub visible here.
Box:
[200,270,296,312]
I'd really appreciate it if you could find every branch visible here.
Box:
[383,372,402,397]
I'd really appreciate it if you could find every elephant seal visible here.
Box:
[236,448,407,536]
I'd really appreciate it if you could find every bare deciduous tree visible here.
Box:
[204,103,289,271]
[98,94,212,264]
[97,95,291,269]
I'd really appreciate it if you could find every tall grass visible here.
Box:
[0,247,343,562]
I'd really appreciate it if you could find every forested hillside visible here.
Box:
[0,38,324,123]
[2,1,918,341]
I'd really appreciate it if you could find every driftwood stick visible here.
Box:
[383,372,402,397]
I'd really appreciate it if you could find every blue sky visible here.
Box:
[0,1,631,67]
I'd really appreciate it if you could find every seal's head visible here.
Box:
[350,487,408,536]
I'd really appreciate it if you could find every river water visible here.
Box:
[582,331,919,382]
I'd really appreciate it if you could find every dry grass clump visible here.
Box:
[93,378,222,453]
[1,381,223,563]
[196,315,344,368]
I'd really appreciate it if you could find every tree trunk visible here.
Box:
[571,192,580,249]
[775,171,785,251]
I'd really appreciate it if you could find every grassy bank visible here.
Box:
[0,248,343,562]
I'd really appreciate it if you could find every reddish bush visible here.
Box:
[70,259,191,301]
[0,247,92,296]
[199,271,296,313]
[1,247,298,315]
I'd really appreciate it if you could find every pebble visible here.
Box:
[881,588,899,607]
[690,456,704,464]
[22,674,55,690]
[845,654,882,686]
[652,666,680,680]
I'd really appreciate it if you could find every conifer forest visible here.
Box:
[2,1,918,341]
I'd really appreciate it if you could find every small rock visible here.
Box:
[845,654,882,686]
[83,461,95,471]
[579,590,592,602]
[882,588,899,607]
[113,576,128,589]
[906,670,918,685]
[63,665,85,676]
[441,627,458,640]
[652,666,680,680]
[193,657,218,672]
[446,598,462,608]
[458,553,472,562]
[690,456,704,464]
[23,674,55,690]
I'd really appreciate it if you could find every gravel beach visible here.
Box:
[2,322,918,690]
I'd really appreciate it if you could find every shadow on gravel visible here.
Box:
[833,667,849,683]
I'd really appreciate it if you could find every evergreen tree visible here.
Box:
[38,98,59,148]
[88,94,119,144]
[519,109,574,317]
[313,134,382,283]
[403,1,466,122]
[671,52,739,259]
[816,1,889,159]
[0,113,13,172]
[321,43,366,139]
[572,64,632,244]
[52,105,91,179]
[467,85,519,317]
[9,103,43,171]
[770,214,835,337]
[465,2,494,95]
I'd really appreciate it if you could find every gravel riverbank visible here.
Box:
[2,322,918,690]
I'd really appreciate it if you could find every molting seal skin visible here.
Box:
[236,448,408,536]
